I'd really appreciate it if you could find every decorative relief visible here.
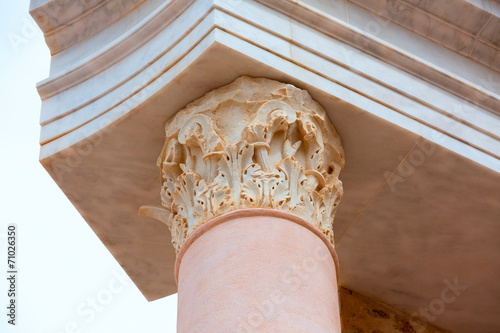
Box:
[140,77,344,252]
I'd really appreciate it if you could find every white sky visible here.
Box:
[0,1,178,332]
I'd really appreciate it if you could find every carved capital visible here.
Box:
[141,77,344,252]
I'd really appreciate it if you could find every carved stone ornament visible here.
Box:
[140,77,345,252]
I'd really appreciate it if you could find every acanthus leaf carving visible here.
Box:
[140,77,344,253]
[172,172,207,234]
[276,157,307,209]
[215,142,257,210]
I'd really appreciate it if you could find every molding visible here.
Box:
[38,25,500,171]
[36,0,500,111]
[346,0,500,70]
[36,0,195,100]
[30,0,147,55]
[256,0,500,113]
[36,0,500,172]
[140,76,345,252]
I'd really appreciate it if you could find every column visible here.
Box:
[140,76,345,332]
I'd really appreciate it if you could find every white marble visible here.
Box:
[40,2,216,142]
[341,2,500,104]
[39,1,500,162]
[479,15,500,48]
[266,0,500,100]
[343,0,500,76]
[31,0,147,54]
[30,0,105,32]
[471,40,500,72]
[31,0,500,332]
[402,0,491,34]
[47,0,170,76]
[348,0,477,55]
[337,138,500,333]
[38,0,194,98]
[300,0,347,21]
[286,14,500,142]
[465,0,492,12]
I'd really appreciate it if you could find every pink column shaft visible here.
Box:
[176,209,341,333]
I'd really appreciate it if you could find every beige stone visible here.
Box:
[140,76,345,252]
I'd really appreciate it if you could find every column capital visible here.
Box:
[140,76,344,252]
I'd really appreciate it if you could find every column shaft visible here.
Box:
[176,209,341,333]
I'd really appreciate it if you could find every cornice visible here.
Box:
[35,0,195,100]
[30,0,147,54]
[258,0,500,114]
[37,0,500,172]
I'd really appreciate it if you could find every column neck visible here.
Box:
[174,208,339,284]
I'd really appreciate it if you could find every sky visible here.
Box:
[0,1,178,332]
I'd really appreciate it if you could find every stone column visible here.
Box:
[140,76,345,332]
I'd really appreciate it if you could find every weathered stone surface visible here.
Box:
[339,288,450,333]
[141,76,345,252]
